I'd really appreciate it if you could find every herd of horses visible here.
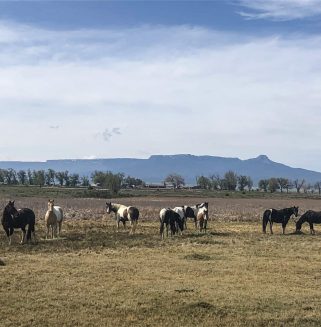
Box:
[1,200,321,245]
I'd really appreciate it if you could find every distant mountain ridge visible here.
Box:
[0,154,321,185]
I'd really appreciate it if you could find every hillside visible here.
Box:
[0,154,321,185]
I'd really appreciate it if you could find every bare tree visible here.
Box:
[237,175,248,191]
[224,171,238,191]
[268,178,279,193]
[315,181,321,194]
[247,176,253,191]
[164,173,185,189]
[293,179,305,193]
[258,179,269,192]
[277,178,289,193]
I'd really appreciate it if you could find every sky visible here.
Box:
[1,1,321,171]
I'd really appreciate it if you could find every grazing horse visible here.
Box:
[296,210,321,234]
[50,199,63,237]
[173,206,186,231]
[106,202,139,234]
[262,206,299,234]
[45,200,57,239]
[183,202,209,229]
[196,206,209,233]
[159,208,184,239]
[1,201,36,245]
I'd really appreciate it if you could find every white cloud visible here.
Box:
[0,22,321,170]
[237,0,321,21]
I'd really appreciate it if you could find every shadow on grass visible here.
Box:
[183,253,212,261]
[1,229,164,254]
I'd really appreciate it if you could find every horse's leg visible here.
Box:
[269,221,273,234]
[123,221,126,231]
[4,228,11,245]
[282,223,286,235]
[32,231,37,244]
[132,220,137,234]
[21,228,26,244]
[129,219,133,234]
[309,223,314,234]
[57,221,62,237]
[194,217,197,229]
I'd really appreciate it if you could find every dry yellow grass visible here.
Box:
[1,196,321,326]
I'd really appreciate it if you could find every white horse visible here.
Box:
[106,202,139,234]
[48,199,63,237]
[45,200,57,239]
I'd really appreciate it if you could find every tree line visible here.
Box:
[196,171,253,191]
[0,168,145,194]
[0,168,89,187]
[196,171,321,194]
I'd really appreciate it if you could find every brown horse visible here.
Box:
[196,206,209,233]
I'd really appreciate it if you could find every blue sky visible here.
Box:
[1,0,321,171]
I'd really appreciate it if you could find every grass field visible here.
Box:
[1,196,321,326]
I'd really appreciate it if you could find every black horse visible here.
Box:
[262,206,298,234]
[159,208,184,239]
[1,201,36,244]
[296,210,321,234]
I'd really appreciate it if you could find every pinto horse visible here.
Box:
[159,208,184,239]
[262,206,298,234]
[296,210,321,234]
[196,206,209,233]
[106,202,139,234]
[1,201,36,245]
[181,202,209,229]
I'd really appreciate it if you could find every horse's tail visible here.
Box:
[159,209,166,239]
[263,209,272,233]
[27,211,36,241]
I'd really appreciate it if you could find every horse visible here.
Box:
[45,200,57,239]
[1,200,36,245]
[159,208,184,239]
[50,199,63,237]
[196,206,209,233]
[173,206,186,231]
[106,202,139,233]
[296,210,321,234]
[182,202,209,229]
[262,206,299,234]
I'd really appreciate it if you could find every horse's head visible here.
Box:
[48,199,54,211]
[106,202,112,214]
[201,202,209,210]
[292,206,299,218]
[4,200,18,217]
[293,207,299,217]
